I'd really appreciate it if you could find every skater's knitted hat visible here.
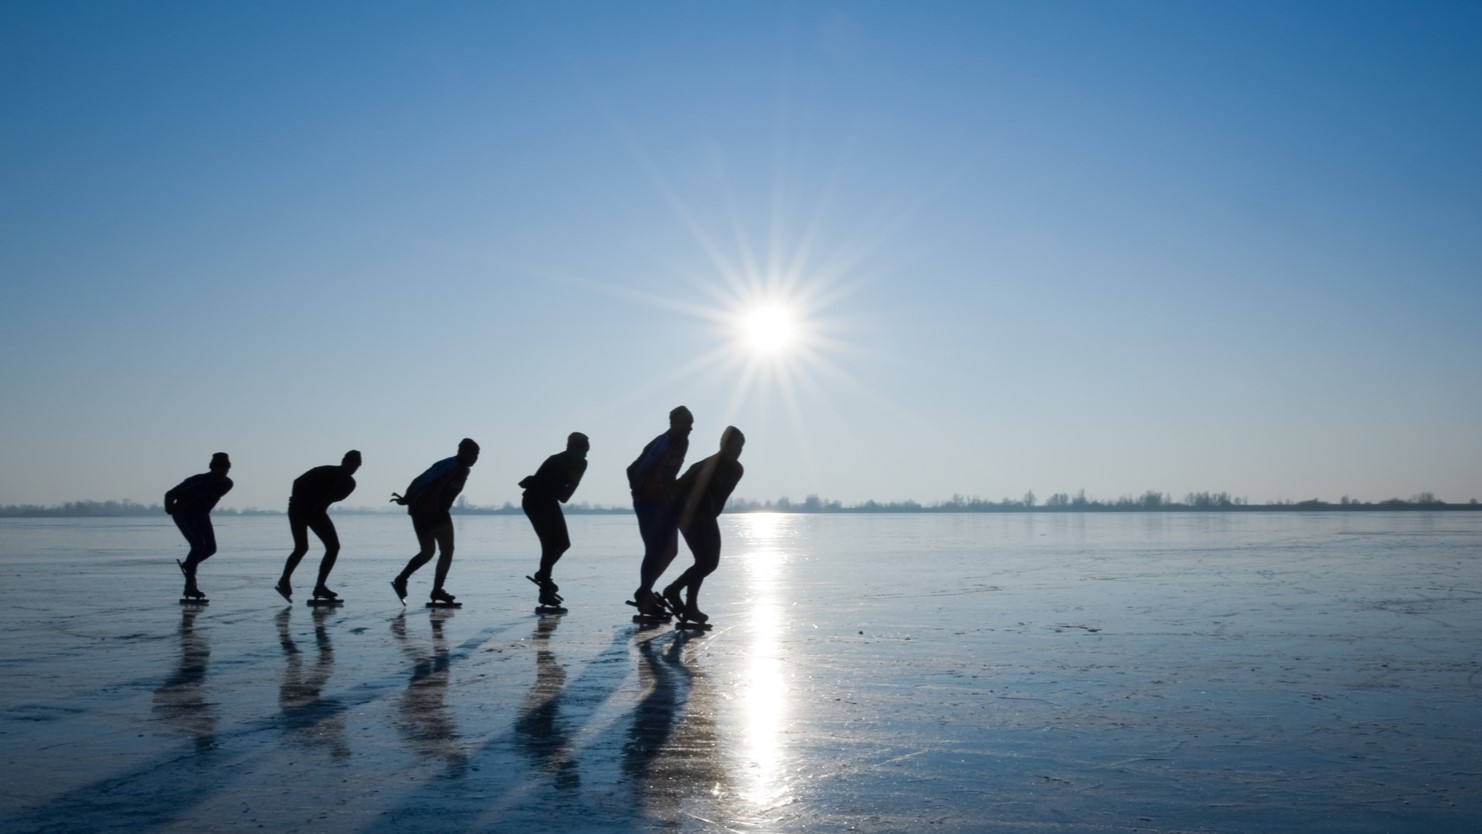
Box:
[567,432,589,451]
[669,405,693,425]
[342,450,362,467]
[458,438,480,453]
[210,452,231,470]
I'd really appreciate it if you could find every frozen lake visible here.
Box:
[0,511,1478,833]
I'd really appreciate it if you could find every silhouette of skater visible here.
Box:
[662,427,745,625]
[389,438,479,606]
[520,432,589,608]
[275,450,361,603]
[627,406,692,616]
[165,452,233,601]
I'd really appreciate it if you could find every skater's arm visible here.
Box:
[555,455,586,503]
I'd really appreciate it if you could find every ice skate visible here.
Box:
[180,581,208,606]
[274,578,292,603]
[627,589,670,624]
[675,603,711,630]
[426,587,461,609]
[390,576,408,606]
[662,586,689,622]
[308,584,343,606]
[527,574,564,605]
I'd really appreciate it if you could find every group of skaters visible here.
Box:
[164,406,745,626]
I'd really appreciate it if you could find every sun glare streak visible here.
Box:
[738,513,794,811]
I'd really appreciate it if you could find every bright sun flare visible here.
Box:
[743,306,795,355]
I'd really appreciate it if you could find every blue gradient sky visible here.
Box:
[3,1,1480,509]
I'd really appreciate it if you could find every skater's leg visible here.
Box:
[398,515,438,579]
[430,519,456,593]
[636,500,680,591]
[681,518,721,621]
[281,508,310,585]
[309,513,340,589]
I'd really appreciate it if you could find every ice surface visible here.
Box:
[1,512,1479,832]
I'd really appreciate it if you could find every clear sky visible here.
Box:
[3,1,1480,510]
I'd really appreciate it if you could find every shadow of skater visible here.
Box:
[514,615,580,790]
[628,407,692,616]
[622,630,730,824]
[164,452,233,601]
[520,432,588,608]
[390,439,478,607]
[392,610,467,775]
[153,607,217,751]
[663,427,745,625]
[275,450,361,603]
[276,607,349,761]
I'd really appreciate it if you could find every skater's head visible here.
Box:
[669,405,694,437]
[567,432,590,459]
[209,452,231,476]
[342,449,362,473]
[720,426,745,460]
[457,437,480,466]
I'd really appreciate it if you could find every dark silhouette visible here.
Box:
[164,452,233,602]
[389,438,478,606]
[627,406,692,617]
[520,432,589,608]
[275,450,361,603]
[662,427,745,626]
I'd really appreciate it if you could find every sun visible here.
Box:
[742,305,795,355]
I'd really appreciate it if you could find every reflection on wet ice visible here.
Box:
[152,606,216,751]
[392,609,466,774]
[624,629,730,826]
[515,613,579,790]
[275,606,349,761]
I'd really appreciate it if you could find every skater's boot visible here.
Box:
[390,575,409,605]
[686,603,709,624]
[662,586,689,621]
[274,578,292,602]
[538,583,562,608]
[430,587,457,605]
[634,588,663,618]
[312,584,339,600]
[183,581,206,601]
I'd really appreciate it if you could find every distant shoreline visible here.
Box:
[2,498,1477,518]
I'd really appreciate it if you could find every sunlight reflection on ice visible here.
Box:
[737,512,793,811]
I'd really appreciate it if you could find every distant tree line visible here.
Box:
[721,490,1479,513]
[0,500,278,518]
[2,491,1477,518]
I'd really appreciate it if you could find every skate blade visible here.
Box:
[307,598,344,607]
[534,605,568,615]
[425,601,462,609]
[179,598,209,606]
[675,621,712,631]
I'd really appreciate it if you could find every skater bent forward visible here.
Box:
[627,406,692,616]
[165,452,234,601]
[276,450,361,602]
[662,427,745,624]
[520,432,589,608]
[390,438,479,606]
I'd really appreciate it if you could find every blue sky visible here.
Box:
[2,1,1480,510]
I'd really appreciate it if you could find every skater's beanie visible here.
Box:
[568,432,589,450]
[343,450,362,466]
[459,438,480,453]
[670,405,693,424]
[210,452,231,470]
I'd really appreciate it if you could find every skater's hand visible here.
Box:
[389,492,408,506]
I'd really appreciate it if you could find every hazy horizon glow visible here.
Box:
[2,2,1479,511]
